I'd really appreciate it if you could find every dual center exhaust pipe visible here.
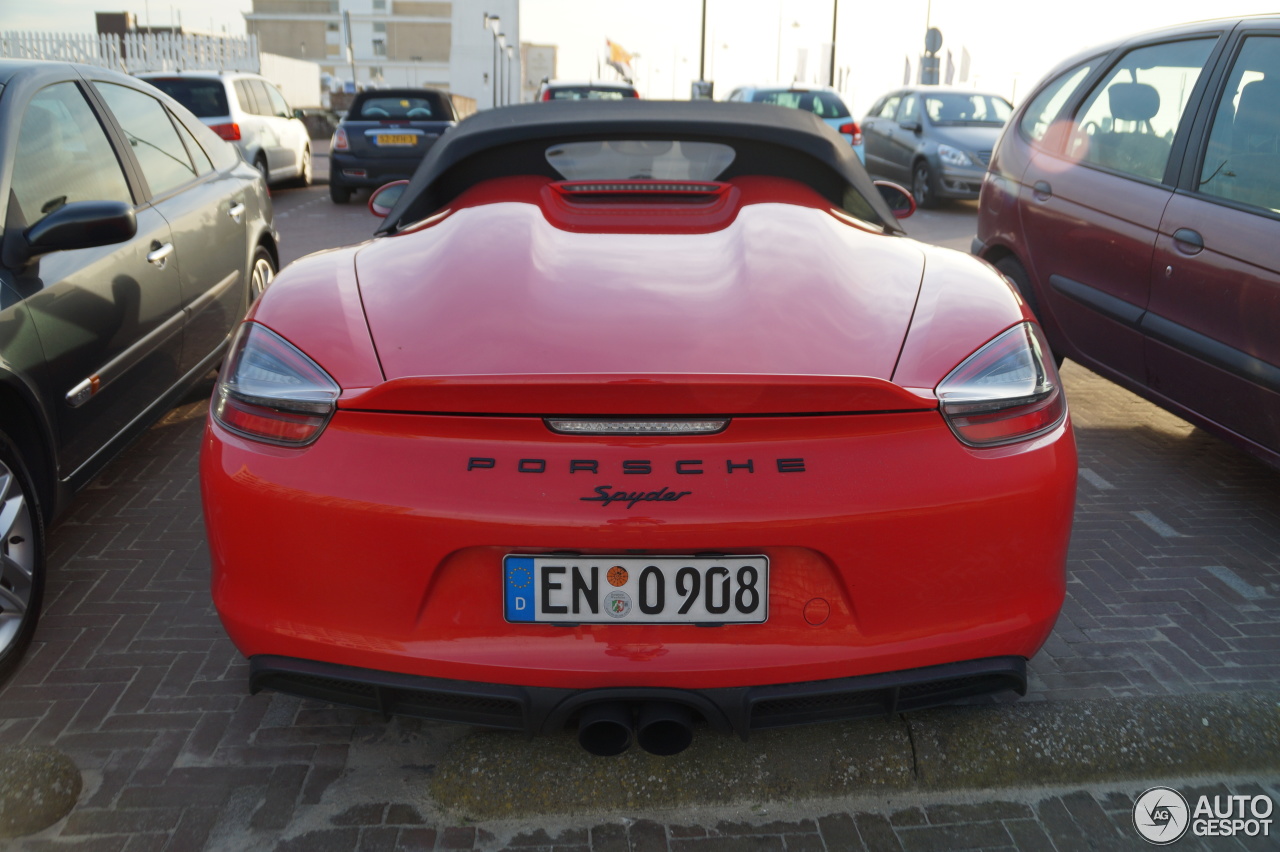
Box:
[577,701,695,756]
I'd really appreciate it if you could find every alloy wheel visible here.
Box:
[0,458,36,661]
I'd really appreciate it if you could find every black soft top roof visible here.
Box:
[376,100,903,234]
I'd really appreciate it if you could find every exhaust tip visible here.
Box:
[636,701,695,756]
[577,702,633,756]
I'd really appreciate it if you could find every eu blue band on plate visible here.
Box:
[504,556,535,622]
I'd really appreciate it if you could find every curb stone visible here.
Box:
[428,691,1280,820]
[0,747,82,839]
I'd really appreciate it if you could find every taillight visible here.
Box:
[210,122,241,141]
[212,323,340,447]
[332,126,349,151]
[937,323,1065,447]
[838,122,863,147]
[541,89,553,101]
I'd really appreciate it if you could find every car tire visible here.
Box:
[294,146,313,188]
[329,181,352,204]
[255,155,270,186]
[0,429,45,687]
[912,160,938,209]
[249,245,276,303]
[995,255,1064,367]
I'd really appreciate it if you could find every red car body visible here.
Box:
[201,102,1076,754]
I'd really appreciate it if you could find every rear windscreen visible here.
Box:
[547,87,638,100]
[352,93,452,120]
[750,90,850,119]
[546,140,736,181]
[144,78,230,118]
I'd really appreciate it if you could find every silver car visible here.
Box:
[140,70,313,187]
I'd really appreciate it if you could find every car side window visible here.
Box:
[1198,36,1280,214]
[172,113,215,176]
[1066,38,1215,182]
[264,83,291,118]
[1020,61,1095,143]
[11,82,132,228]
[97,83,198,197]
[876,95,901,118]
[235,80,260,115]
[896,95,919,124]
[248,80,274,116]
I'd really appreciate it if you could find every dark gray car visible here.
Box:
[0,60,278,683]
[862,87,1012,207]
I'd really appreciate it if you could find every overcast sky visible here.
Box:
[4,0,1276,113]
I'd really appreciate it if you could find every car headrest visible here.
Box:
[1233,78,1280,149]
[1108,82,1160,123]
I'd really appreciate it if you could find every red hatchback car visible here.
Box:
[974,15,1280,468]
[201,102,1076,756]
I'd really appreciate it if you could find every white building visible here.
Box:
[244,0,519,107]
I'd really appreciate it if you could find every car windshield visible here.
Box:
[545,140,736,181]
[924,93,1012,125]
[750,90,850,119]
[351,93,451,120]
[144,78,230,118]
[546,87,636,100]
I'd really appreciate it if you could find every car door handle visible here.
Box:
[146,242,174,267]
[1172,228,1204,255]
[228,202,246,223]
[1033,181,1052,201]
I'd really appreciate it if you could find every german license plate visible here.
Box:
[376,134,416,146]
[504,555,768,624]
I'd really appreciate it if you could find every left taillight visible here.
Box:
[936,322,1066,447]
[332,126,349,151]
[212,323,340,447]
[210,122,241,141]
[838,121,863,147]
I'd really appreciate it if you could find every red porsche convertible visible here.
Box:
[201,101,1076,757]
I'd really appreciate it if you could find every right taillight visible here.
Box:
[210,122,241,141]
[936,322,1065,447]
[332,126,349,151]
[839,121,863,147]
[212,323,340,447]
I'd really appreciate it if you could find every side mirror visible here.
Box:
[899,120,922,134]
[874,180,916,220]
[294,108,305,120]
[25,201,137,257]
[368,180,410,218]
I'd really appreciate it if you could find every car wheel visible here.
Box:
[295,146,313,187]
[912,161,938,209]
[255,155,270,186]
[249,246,276,302]
[0,430,45,687]
[995,255,1064,366]
[329,181,352,204]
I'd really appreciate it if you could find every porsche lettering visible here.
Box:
[466,457,806,473]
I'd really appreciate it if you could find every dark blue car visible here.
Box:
[329,88,456,203]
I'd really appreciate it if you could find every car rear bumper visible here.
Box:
[330,151,431,186]
[249,653,1027,737]
[202,408,1075,695]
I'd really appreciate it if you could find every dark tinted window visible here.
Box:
[98,83,197,195]
[13,82,132,226]
[144,77,231,118]
[750,89,850,118]
[1198,36,1280,213]
[248,81,274,116]
[545,86,638,100]
[354,95,447,119]
[923,93,1011,124]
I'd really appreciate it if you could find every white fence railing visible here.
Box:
[0,31,259,73]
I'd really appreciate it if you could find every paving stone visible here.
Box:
[895,821,1013,852]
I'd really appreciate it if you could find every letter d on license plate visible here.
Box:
[504,555,768,624]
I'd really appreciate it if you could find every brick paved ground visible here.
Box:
[2,185,1277,848]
